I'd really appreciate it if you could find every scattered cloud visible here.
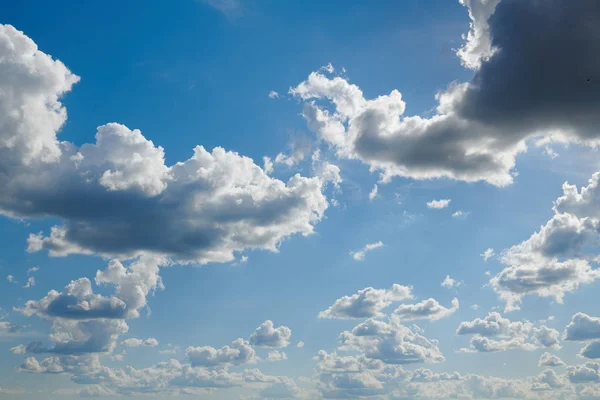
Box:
[350,241,384,261]
[427,199,451,209]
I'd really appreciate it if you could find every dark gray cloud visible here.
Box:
[291,0,600,186]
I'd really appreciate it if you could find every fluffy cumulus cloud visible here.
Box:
[393,298,459,321]
[538,352,565,368]
[0,25,332,265]
[249,320,292,348]
[290,0,600,188]
[13,256,163,357]
[564,313,600,345]
[186,338,257,367]
[491,172,600,311]
[319,284,413,320]
[457,312,560,353]
[339,317,445,365]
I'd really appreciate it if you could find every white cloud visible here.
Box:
[296,341,304,348]
[427,199,451,209]
[393,298,459,321]
[350,241,384,261]
[441,275,461,289]
[491,177,600,311]
[121,338,159,347]
[6,275,16,284]
[538,352,565,368]
[452,210,469,218]
[564,313,600,341]
[186,338,257,367]
[368,184,378,201]
[457,312,559,353]
[249,320,291,348]
[23,277,35,288]
[339,317,445,365]
[481,248,495,261]
[268,90,279,99]
[266,350,287,361]
[319,284,413,320]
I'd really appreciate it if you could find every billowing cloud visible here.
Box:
[491,173,600,311]
[339,318,445,365]
[249,320,291,348]
[319,284,413,320]
[457,312,559,353]
[290,1,600,187]
[0,24,331,265]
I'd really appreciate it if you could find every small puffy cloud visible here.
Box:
[350,241,384,261]
[23,277,35,288]
[186,338,257,367]
[319,284,413,320]
[441,275,461,289]
[564,313,600,341]
[538,352,565,368]
[268,90,279,99]
[393,298,459,321]
[481,248,495,261]
[266,350,287,362]
[121,338,159,347]
[368,184,378,201]
[6,275,16,284]
[296,341,304,348]
[427,199,451,209]
[249,320,291,348]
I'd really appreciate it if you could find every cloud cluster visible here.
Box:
[339,318,445,365]
[319,284,413,319]
[491,172,600,311]
[457,312,560,353]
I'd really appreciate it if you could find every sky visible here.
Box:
[0,0,600,399]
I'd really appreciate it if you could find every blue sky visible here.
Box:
[1,0,600,399]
